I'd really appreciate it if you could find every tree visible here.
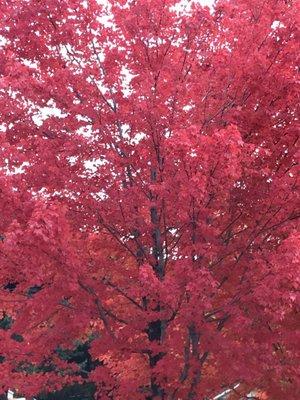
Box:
[0,0,299,399]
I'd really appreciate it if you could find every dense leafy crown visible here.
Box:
[0,0,299,399]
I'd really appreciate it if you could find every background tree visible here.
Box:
[0,0,299,399]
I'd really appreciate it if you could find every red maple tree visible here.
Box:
[0,0,299,399]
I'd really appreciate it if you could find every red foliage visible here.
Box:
[0,0,299,399]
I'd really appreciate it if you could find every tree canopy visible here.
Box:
[0,0,299,399]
